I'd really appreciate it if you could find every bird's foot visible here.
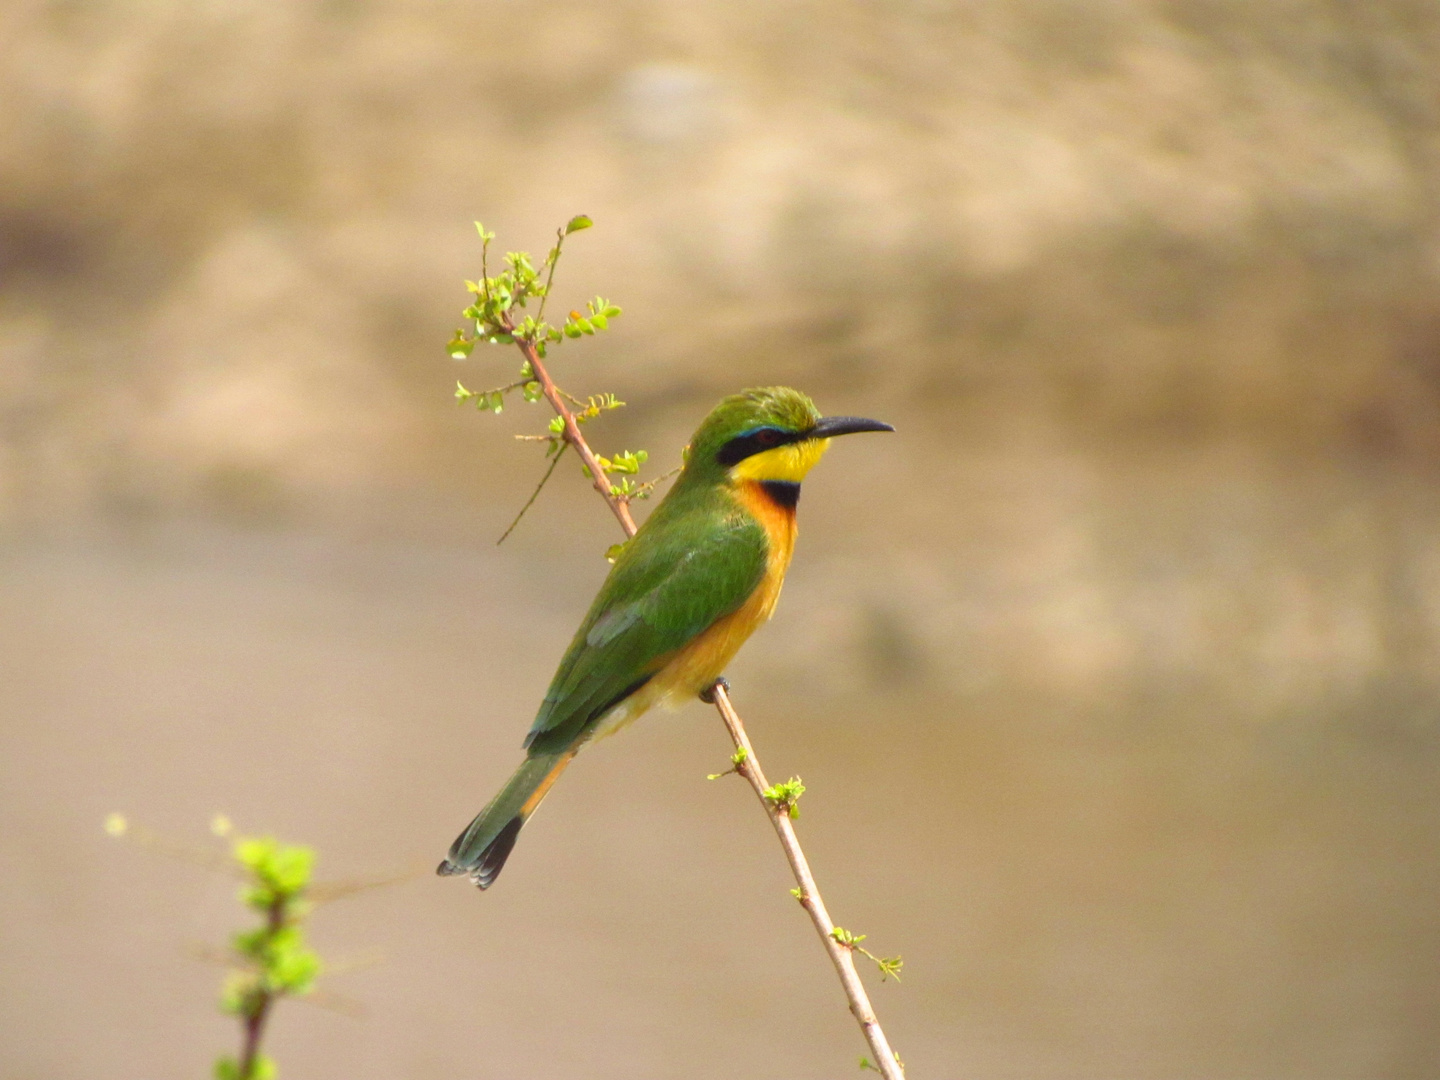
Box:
[699,676,730,704]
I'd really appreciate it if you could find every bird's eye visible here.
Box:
[755,429,782,447]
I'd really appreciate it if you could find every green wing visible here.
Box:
[522,501,767,754]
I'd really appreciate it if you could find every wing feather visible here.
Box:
[523,510,766,753]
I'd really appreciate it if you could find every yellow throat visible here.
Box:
[726,438,831,483]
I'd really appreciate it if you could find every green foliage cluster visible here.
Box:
[215,834,322,1080]
[762,776,806,819]
[446,217,679,539]
[446,215,617,362]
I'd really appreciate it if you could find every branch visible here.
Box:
[708,685,905,1080]
[505,323,637,537]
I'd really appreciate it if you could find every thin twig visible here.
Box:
[236,897,285,1080]
[517,363,904,1078]
[497,442,567,544]
[504,323,637,536]
[709,685,904,1080]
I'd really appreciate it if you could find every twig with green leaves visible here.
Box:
[104,813,394,1080]
[447,218,906,1079]
[216,832,321,1080]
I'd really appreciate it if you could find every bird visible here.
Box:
[437,386,893,889]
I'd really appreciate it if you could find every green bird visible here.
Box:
[438,386,893,889]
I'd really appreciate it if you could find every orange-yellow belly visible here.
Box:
[592,481,796,736]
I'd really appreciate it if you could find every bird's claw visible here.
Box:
[699,676,730,704]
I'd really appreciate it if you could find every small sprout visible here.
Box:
[548,416,566,434]
[762,776,806,819]
[790,887,804,901]
[706,747,750,780]
[522,381,542,402]
[832,926,904,983]
[861,1053,904,1073]
[608,449,647,474]
[455,382,474,403]
[216,1055,277,1080]
[104,812,128,838]
[874,955,905,982]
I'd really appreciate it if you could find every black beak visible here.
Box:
[809,415,895,439]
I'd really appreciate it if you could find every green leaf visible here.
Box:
[590,313,608,330]
[605,541,629,564]
[235,837,275,873]
[564,214,593,234]
[563,322,582,339]
[447,333,474,360]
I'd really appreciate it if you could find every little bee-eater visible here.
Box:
[438,386,893,888]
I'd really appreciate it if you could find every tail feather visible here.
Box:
[437,750,574,890]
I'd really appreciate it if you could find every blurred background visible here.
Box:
[4,1,1440,1077]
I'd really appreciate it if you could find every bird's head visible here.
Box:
[683,386,893,486]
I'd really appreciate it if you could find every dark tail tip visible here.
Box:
[436,815,525,889]
[470,815,524,890]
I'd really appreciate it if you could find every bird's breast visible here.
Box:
[731,479,798,572]
[640,480,797,708]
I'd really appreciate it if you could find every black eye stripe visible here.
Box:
[715,427,803,466]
